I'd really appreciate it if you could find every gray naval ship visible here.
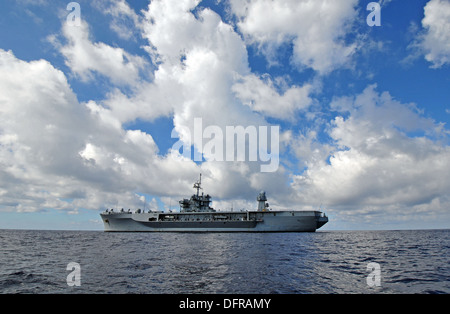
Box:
[100,175,328,232]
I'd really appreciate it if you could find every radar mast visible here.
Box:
[193,173,202,196]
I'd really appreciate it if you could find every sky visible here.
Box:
[0,0,449,231]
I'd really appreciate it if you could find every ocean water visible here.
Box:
[0,229,449,294]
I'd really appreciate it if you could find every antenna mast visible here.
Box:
[193,173,202,196]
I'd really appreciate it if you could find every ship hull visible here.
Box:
[100,210,328,232]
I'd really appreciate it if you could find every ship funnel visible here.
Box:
[257,191,268,211]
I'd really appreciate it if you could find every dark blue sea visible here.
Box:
[0,229,449,294]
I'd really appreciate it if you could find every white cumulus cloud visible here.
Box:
[229,0,360,74]
[0,49,200,213]
[290,85,450,226]
[56,19,148,86]
[418,0,450,68]
[232,74,314,120]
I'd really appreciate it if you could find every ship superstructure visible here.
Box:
[178,174,214,212]
[100,175,328,232]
